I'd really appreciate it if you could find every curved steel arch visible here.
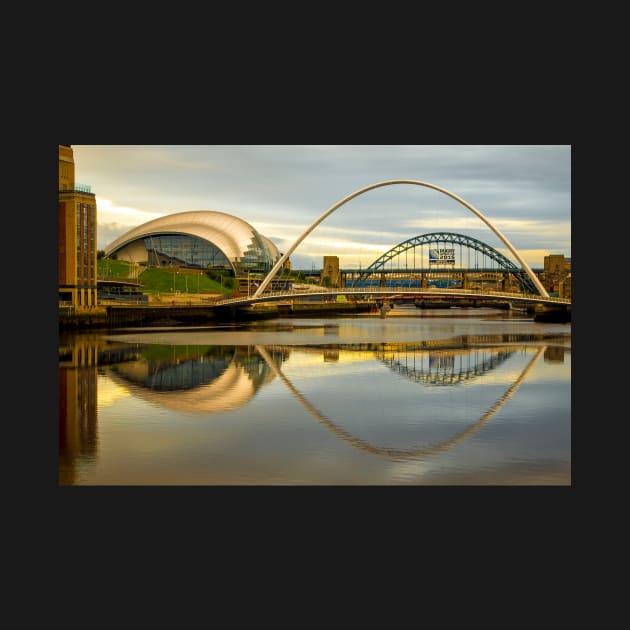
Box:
[253,180,549,298]
[355,231,538,293]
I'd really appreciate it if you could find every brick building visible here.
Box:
[58,145,98,306]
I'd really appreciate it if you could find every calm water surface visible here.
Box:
[58,306,571,485]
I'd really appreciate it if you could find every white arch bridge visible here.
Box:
[215,179,570,311]
[215,286,570,309]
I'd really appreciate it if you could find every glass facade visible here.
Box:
[144,234,231,269]
[143,232,276,272]
[105,211,281,275]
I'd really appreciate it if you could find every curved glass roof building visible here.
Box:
[103,210,281,274]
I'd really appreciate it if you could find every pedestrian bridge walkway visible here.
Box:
[215,286,571,308]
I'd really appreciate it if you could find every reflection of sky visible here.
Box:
[97,375,131,407]
[284,350,382,378]
[105,319,571,348]
[285,349,377,366]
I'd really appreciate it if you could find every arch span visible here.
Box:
[355,231,539,293]
[253,180,549,298]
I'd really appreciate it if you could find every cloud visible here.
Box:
[75,145,571,265]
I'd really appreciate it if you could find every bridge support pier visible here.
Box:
[533,303,571,323]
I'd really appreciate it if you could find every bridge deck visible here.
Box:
[216,287,571,308]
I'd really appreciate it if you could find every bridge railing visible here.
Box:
[215,286,570,306]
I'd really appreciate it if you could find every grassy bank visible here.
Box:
[98,259,231,296]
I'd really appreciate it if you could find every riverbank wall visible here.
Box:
[59,300,376,330]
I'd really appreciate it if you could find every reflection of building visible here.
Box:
[322,256,340,287]
[107,345,288,413]
[104,210,281,276]
[544,346,565,363]
[58,145,98,306]
[59,335,147,484]
[59,335,101,485]
[323,349,339,362]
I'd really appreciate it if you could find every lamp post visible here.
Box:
[248,270,250,298]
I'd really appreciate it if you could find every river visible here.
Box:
[58,305,571,485]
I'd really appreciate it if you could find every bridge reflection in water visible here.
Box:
[255,343,545,461]
[59,332,564,484]
[377,346,514,386]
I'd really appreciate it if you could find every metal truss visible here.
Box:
[352,232,538,293]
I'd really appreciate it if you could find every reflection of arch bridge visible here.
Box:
[255,343,546,462]
[348,232,539,294]
[377,345,519,386]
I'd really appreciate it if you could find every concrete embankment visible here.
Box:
[59,299,569,329]
[59,306,109,328]
[60,304,219,329]
[59,300,376,330]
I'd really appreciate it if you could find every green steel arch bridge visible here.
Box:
[345,231,540,294]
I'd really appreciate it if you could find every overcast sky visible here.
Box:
[71,145,571,270]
